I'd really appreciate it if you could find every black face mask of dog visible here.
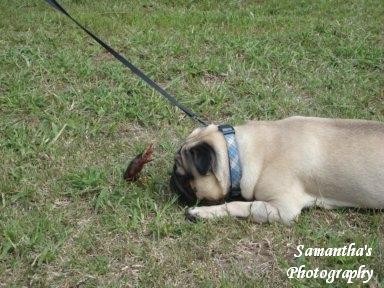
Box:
[170,142,222,205]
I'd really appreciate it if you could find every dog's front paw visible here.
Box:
[186,206,225,221]
[185,207,200,222]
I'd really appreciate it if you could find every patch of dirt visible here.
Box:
[211,238,278,278]
[116,122,154,141]
[146,226,283,284]
[42,210,145,287]
[201,72,227,88]
[285,82,313,104]
[93,51,114,62]
[0,83,8,94]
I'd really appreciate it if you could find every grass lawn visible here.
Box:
[1,0,383,286]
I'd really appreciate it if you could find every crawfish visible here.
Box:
[123,143,154,181]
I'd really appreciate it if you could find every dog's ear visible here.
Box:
[189,142,215,175]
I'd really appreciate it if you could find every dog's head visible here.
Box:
[170,125,231,205]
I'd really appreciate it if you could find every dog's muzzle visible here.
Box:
[170,148,198,206]
[170,168,197,205]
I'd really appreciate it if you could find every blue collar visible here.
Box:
[218,124,242,199]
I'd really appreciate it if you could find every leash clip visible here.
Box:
[218,124,235,135]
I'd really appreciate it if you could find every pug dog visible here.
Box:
[170,116,384,224]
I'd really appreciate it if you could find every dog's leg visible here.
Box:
[187,202,252,220]
[187,201,301,224]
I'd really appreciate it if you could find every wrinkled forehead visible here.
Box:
[186,124,218,142]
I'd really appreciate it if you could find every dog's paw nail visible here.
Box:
[185,208,199,222]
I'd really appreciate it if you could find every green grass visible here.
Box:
[1,0,383,286]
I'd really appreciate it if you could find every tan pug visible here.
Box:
[170,116,384,224]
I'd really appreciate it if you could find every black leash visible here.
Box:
[44,0,207,126]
